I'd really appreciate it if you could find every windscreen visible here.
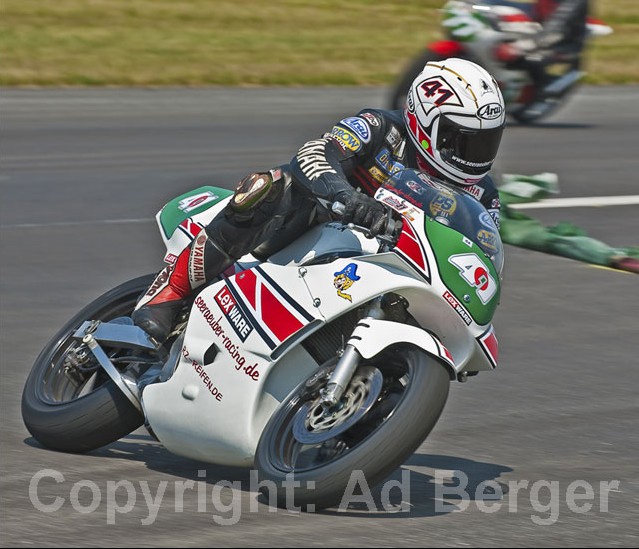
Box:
[382,169,504,274]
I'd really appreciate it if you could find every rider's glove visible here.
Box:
[336,189,390,237]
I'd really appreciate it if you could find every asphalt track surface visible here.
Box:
[1,86,638,547]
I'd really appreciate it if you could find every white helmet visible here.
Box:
[404,58,506,186]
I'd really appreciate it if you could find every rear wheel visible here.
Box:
[21,275,156,453]
[255,345,450,510]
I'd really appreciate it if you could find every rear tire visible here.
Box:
[21,275,155,453]
[255,345,450,510]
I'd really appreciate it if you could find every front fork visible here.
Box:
[319,296,386,408]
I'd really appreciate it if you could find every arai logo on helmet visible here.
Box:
[477,103,503,120]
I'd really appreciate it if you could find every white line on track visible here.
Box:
[2,196,638,229]
[1,218,154,229]
[509,195,639,209]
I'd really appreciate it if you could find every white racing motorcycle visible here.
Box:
[22,168,503,510]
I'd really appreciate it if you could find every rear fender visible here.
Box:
[347,318,457,380]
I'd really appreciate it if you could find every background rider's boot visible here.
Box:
[131,233,234,342]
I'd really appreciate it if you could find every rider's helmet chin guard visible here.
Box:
[404,57,506,186]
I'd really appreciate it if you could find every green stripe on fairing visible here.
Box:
[425,217,500,326]
[159,186,233,238]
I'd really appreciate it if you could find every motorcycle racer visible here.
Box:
[131,58,507,342]
[496,0,590,92]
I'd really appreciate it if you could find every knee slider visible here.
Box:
[231,168,286,214]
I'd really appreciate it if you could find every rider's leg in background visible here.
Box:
[537,0,589,59]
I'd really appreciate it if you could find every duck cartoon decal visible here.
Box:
[333,263,361,302]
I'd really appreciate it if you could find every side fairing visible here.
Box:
[425,218,500,326]
[142,267,323,466]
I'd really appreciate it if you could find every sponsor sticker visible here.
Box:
[479,211,496,228]
[145,265,173,297]
[488,208,501,229]
[164,253,178,265]
[386,127,401,149]
[341,117,371,142]
[463,184,485,200]
[477,102,504,120]
[188,234,208,287]
[368,166,387,183]
[331,127,362,152]
[333,263,361,302]
[181,346,224,400]
[214,286,254,342]
[430,192,457,217]
[361,112,380,127]
[195,296,261,381]
[449,253,498,304]
[407,180,424,195]
[443,290,472,325]
[380,194,416,220]
[178,191,219,213]
[375,149,404,175]
[480,79,495,95]
[477,229,499,253]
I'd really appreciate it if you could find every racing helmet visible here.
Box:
[404,58,506,186]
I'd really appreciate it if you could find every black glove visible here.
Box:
[336,190,390,237]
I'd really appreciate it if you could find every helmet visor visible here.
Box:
[437,115,504,176]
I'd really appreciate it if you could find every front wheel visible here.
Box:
[255,345,450,510]
[21,275,156,453]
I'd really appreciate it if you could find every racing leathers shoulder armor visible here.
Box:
[289,108,501,228]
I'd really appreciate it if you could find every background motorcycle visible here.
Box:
[22,169,503,510]
[388,0,612,123]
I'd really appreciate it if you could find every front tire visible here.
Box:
[255,345,450,510]
[21,275,155,453]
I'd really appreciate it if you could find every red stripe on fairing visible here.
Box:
[434,337,455,366]
[480,329,499,367]
[234,269,258,309]
[179,218,204,238]
[260,286,304,341]
[395,221,426,270]
[441,343,454,364]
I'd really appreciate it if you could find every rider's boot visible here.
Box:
[131,233,234,342]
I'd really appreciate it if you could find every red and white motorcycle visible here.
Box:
[22,168,503,510]
[389,0,613,123]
